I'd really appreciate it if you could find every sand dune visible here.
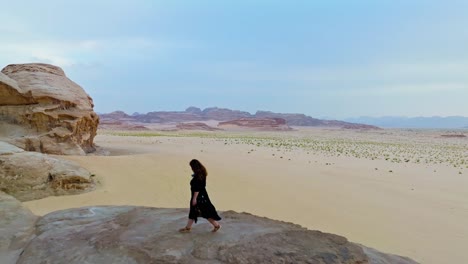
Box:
[24,128,468,264]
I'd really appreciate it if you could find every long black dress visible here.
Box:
[189,175,221,223]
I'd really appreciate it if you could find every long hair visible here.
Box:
[190,159,207,181]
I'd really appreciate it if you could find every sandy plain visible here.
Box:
[24,127,468,264]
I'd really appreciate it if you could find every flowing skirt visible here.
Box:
[189,191,221,223]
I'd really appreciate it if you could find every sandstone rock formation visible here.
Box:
[99,107,380,130]
[0,192,38,264]
[0,142,94,201]
[4,205,418,264]
[256,111,381,129]
[0,63,99,155]
[176,122,222,131]
[98,111,133,122]
[255,111,323,126]
[185,106,203,115]
[202,107,251,121]
[218,118,292,131]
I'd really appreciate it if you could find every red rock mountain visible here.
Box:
[100,107,379,129]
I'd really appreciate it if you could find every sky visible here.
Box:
[1,0,467,119]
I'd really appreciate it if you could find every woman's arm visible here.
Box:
[192,192,199,206]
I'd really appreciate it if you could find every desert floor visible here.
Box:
[24,127,468,264]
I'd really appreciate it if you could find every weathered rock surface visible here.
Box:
[10,206,418,264]
[99,107,380,130]
[362,247,418,264]
[0,63,99,155]
[218,118,292,131]
[0,142,94,201]
[0,192,38,264]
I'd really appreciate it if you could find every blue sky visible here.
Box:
[1,0,467,119]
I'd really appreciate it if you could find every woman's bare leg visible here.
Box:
[207,218,221,231]
[186,219,194,229]
[179,219,194,232]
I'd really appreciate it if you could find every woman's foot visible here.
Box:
[212,224,221,232]
[178,227,191,233]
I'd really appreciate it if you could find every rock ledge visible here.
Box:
[0,203,419,264]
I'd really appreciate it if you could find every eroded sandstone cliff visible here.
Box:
[0,63,99,155]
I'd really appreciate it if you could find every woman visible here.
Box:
[179,159,222,233]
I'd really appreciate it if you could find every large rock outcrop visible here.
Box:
[5,205,418,264]
[0,142,94,201]
[0,63,99,155]
[0,193,417,264]
[0,192,38,264]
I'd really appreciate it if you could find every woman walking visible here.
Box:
[179,159,221,233]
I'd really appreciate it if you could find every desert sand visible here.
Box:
[24,127,468,264]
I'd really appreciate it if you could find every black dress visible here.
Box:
[189,175,221,223]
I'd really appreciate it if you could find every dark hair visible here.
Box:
[190,159,207,181]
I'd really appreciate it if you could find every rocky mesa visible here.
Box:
[100,107,380,130]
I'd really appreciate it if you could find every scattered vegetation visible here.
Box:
[101,129,467,170]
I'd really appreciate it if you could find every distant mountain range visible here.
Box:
[344,116,468,129]
[99,107,379,129]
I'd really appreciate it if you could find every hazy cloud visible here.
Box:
[0,37,167,68]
